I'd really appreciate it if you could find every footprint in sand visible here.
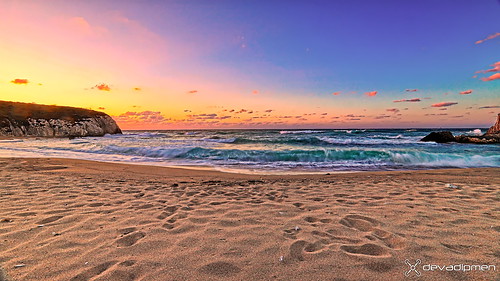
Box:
[338,214,406,256]
[69,261,116,281]
[340,243,390,257]
[199,261,241,276]
[115,232,145,247]
[339,214,379,232]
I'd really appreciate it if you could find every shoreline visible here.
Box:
[1,156,499,176]
[2,156,500,178]
[0,158,498,281]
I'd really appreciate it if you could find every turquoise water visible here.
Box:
[0,129,498,173]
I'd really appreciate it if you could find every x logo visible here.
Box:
[405,259,421,277]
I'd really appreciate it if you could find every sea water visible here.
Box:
[0,129,498,174]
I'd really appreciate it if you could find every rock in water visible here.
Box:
[0,101,122,137]
[485,113,500,136]
[420,131,456,143]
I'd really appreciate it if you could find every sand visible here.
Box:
[0,157,498,281]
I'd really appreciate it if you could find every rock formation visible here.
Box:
[0,101,122,137]
[420,113,500,144]
[486,113,500,135]
[420,131,456,143]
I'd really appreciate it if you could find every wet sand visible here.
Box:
[0,158,498,281]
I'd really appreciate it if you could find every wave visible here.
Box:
[70,145,499,168]
[279,130,325,134]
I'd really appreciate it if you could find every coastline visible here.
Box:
[0,158,498,281]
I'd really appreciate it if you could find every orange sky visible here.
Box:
[1,1,498,129]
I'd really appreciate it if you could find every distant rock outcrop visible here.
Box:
[0,101,122,137]
[420,131,456,143]
[486,113,500,135]
[420,113,500,144]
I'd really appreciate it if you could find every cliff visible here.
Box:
[0,101,122,137]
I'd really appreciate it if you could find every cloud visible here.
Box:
[405,89,418,92]
[115,111,167,124]
[475,32,500,44]
[364,91,377,97]
[11,78,29,84]
[431,102,458,108]
[187,90,198,94]
[92,83,111,91]
[478,105,500,109]
[386,108,400,114]
[475,61,500,73]
[393,98,421,103]
[459,90,473,95]
[264,109,273,113]
[332,92,340,96]
[98,107,105,110]
[481,73,500,81]
[133,87,141,91]
[252,90,259,95]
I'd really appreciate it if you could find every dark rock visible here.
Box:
[420,131,456,143]
[455,135,499,144]
[0,101,122,137]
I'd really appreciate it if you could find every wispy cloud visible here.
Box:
[115,111,167,124]
[478,105,500,109]
[459,90,473,95]
[475,61,500,73]
[481,73,500,81]
[187,90,198,94]
[405,89,418,92]
[431,102,458,108]
[364,91,377,97]
[386,108,400,113]
[393,98,421,103]
[11,78,29,84]
[475,32,500,44]
[331,92,340,96]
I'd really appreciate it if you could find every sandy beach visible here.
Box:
[0,158,498,281]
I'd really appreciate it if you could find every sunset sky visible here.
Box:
[1,0,499,129]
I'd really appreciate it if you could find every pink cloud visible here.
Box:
[475,61,500,74]
[11,78,29,84]
[386,108,400,113]
[431,102,458,108]
[332,92,340,96]
[93,83,111,91]
[187,90,198,94]
[481,73,500,81]
[393,98,421,103]
[405,89,418,92]
[475,32,500,44]
[459,90,473,95]
[364,91,377,97]
[252,90,259,95]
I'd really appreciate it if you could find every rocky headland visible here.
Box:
[0,101,122,138]
[421,113,500,144]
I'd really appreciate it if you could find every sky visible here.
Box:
[0,0,499,129]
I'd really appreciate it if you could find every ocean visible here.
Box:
[1,129,499,174]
